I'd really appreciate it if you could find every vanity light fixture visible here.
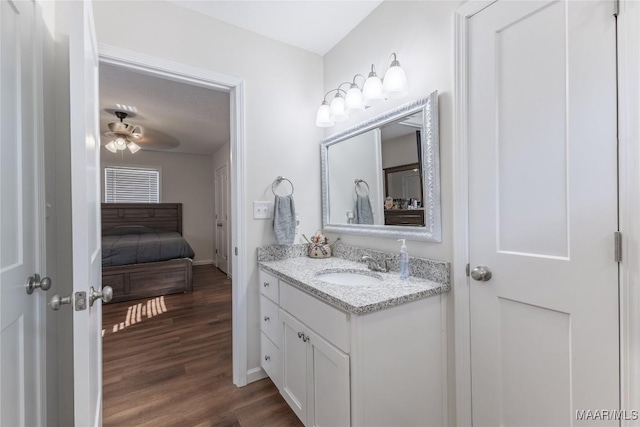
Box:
[316,100,335,128]
[329,89,349,122]
[344,74,366,115]
[362,64,384,107]
[316,52,408,127]
[382,53,409,99]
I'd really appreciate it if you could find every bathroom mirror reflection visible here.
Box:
[321,91,441,242]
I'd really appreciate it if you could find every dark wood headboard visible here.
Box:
[101,203,183,235]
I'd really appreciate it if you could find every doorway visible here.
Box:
[98,44,249,388]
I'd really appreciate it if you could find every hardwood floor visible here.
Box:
[102,265,303,427]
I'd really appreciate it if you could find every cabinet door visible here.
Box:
[308,329,350,427]
[280,310,308,424]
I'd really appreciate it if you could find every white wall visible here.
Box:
[101,147,215,263]
[328,130,384,225]
[323,0,460,260]
[93,1,324,377]
[322,2,463,424]
[382,133,418,169]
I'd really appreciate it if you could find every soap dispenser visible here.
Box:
[398,239,410,280]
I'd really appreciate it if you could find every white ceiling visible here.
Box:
[99,1,383,156]
[99,64,230,155]
[166,0,383,56]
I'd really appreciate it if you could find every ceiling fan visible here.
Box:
[104,111,143,154]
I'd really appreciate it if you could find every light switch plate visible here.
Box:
[253,201,271,219]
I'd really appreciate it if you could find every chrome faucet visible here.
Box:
[361,255,391,272]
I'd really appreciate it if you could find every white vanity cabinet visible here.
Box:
[259,270,281,389]
[280,293,351,427]
[259,268,446,427]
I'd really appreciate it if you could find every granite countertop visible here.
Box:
[259,256,449,315]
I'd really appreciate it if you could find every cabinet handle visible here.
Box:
[264,316,270,322]
[263,282,270,287]
[298,332,304,340]
[303,334,310,343]
[264,355,270,361]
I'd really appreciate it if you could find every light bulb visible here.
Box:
[315,101,335,127]
[114,137,127,151]
[345,83,364,115]
[330,93,348,122]
[127,141,141,153]
[105,141,117,153]
[383,54,408,99]
[362,65,384,107]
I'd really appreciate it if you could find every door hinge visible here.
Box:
[615,231,622,262]
[466,263,470,277]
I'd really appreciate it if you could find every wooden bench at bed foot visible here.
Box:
[102,258,193,303]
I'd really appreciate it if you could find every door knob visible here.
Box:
[50,294,72,311]
[471,265,492,282]
[89,286,113,306]
[26,274,52,294]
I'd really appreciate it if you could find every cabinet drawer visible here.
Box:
[280,281,350,353]
[260,295,280,347]
[259,269,279,303]
[261,332,281,390]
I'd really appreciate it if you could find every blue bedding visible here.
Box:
[102,226,195,267]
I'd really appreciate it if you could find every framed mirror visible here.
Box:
[321,91,440,242]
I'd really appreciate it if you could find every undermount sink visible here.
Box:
[315,269,383,287]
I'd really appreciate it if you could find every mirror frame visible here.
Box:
[321,90,441,242]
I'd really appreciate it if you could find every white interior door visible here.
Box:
[0,1,45,425]
[468,1,618,425]
[215,163,229,275]
[68,1,103,425]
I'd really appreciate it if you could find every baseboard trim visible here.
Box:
[246,367,267,384]
[192,260,214,266]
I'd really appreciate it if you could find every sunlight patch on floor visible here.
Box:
[102,296,169,337]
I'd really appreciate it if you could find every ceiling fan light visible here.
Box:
[114,137,127,150]
[127,141,141,154]
[105,141,117,153]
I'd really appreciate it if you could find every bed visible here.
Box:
[101,203,194,303]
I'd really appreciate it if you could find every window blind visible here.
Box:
[104,167,160,203]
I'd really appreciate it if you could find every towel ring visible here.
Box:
[272,176,294,196]
[354,179,370,197]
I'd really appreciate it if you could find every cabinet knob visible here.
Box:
[264,355,271,361]
[298,331,304,339]
[264,316,270,322]
[263,282,270,287]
